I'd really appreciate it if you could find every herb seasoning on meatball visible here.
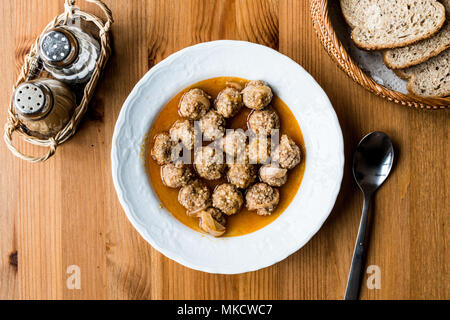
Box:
[214,87,243,118]
[151,132,175,165]
[212,183,244,215]
[161,163,195,188]
[178,88,211,120]
[227,163,257,189]
[245,183,280,216]
[194,146,225,180]
[248,135,271,164]
[242,80,273,110]
[199,110,226,141]
[169,119,196,150]
[221,129,247,162]
[273,134,302,169]
[248,107,280,136]
[178,180,211,213]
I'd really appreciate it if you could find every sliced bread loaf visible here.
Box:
[340,0,446,50]
[396,49,450,97]
[383,23,450,69]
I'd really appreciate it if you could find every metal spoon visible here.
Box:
[344,131,394,300]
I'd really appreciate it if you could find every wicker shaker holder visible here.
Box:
[3,0,113,163]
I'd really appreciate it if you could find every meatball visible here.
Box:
[212,183,244,215]
[178,180,211,213]
[161,163,195,188]
[273,134,301,169]
[227,163,257,189]
[194,146,225,180]
[169,119,195,150]
[245,183,280,216]
[259,164,287,187]
[199,110,226,141]
[197,207,227,237]
[248,107,280,136]
[220,130,247,162]
[178,88,211,120]
[242,80,273,110]
[151,132,174,165]
[214,87,243,118]
[248,135,271,164]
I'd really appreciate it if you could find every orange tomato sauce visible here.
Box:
[147,77,306,237]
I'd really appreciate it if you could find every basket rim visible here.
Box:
[309,0,449,110]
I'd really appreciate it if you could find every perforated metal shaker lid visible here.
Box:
[13,82,54,120]
[39,27,79,68]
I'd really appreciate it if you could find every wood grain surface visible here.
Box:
[0,0,448,300]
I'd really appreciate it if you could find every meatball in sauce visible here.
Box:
[151,132,175,165]
[273,134,302,169]
[248,107,280,136]
[242,80,273,110]
[194,146,225,180]
[161,163,195,188]
[245,183,280,216]
[227,163,257,189]
[178,180,211,214]
[178,88,211,120]
[212,183,244,216]
[221,129,247,161]
[199,110,226,141]
[215,87,243,118]
[169,119,196,150]
[248,135,271,164]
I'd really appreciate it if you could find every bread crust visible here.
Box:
[341,0,446,50]
[406,80,450,98]
[383,46,448,69]
[352,16,446,50]
[382,23,450,69]
[396,50,450,98]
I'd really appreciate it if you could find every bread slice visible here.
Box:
[340,0,446,50]
[396,49,450,97]
[443,0,450,15]
[383,23,450,69]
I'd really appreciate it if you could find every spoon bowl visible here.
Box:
[353,131,394,194]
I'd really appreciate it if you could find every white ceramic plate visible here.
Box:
[111,40,344,274]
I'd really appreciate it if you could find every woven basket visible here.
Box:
[310,0,449,110]
[3,0,113,163]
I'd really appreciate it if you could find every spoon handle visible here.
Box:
[344,193,371,300]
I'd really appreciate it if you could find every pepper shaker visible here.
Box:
[13,79,76,138]
[38,25,100,84]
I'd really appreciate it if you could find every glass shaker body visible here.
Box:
[39,25,100,84]
[13,79,76,139]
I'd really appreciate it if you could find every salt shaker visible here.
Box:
[38,25,100,84]
[13,79,76,138]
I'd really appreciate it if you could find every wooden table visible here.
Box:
[0,0,448,300]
